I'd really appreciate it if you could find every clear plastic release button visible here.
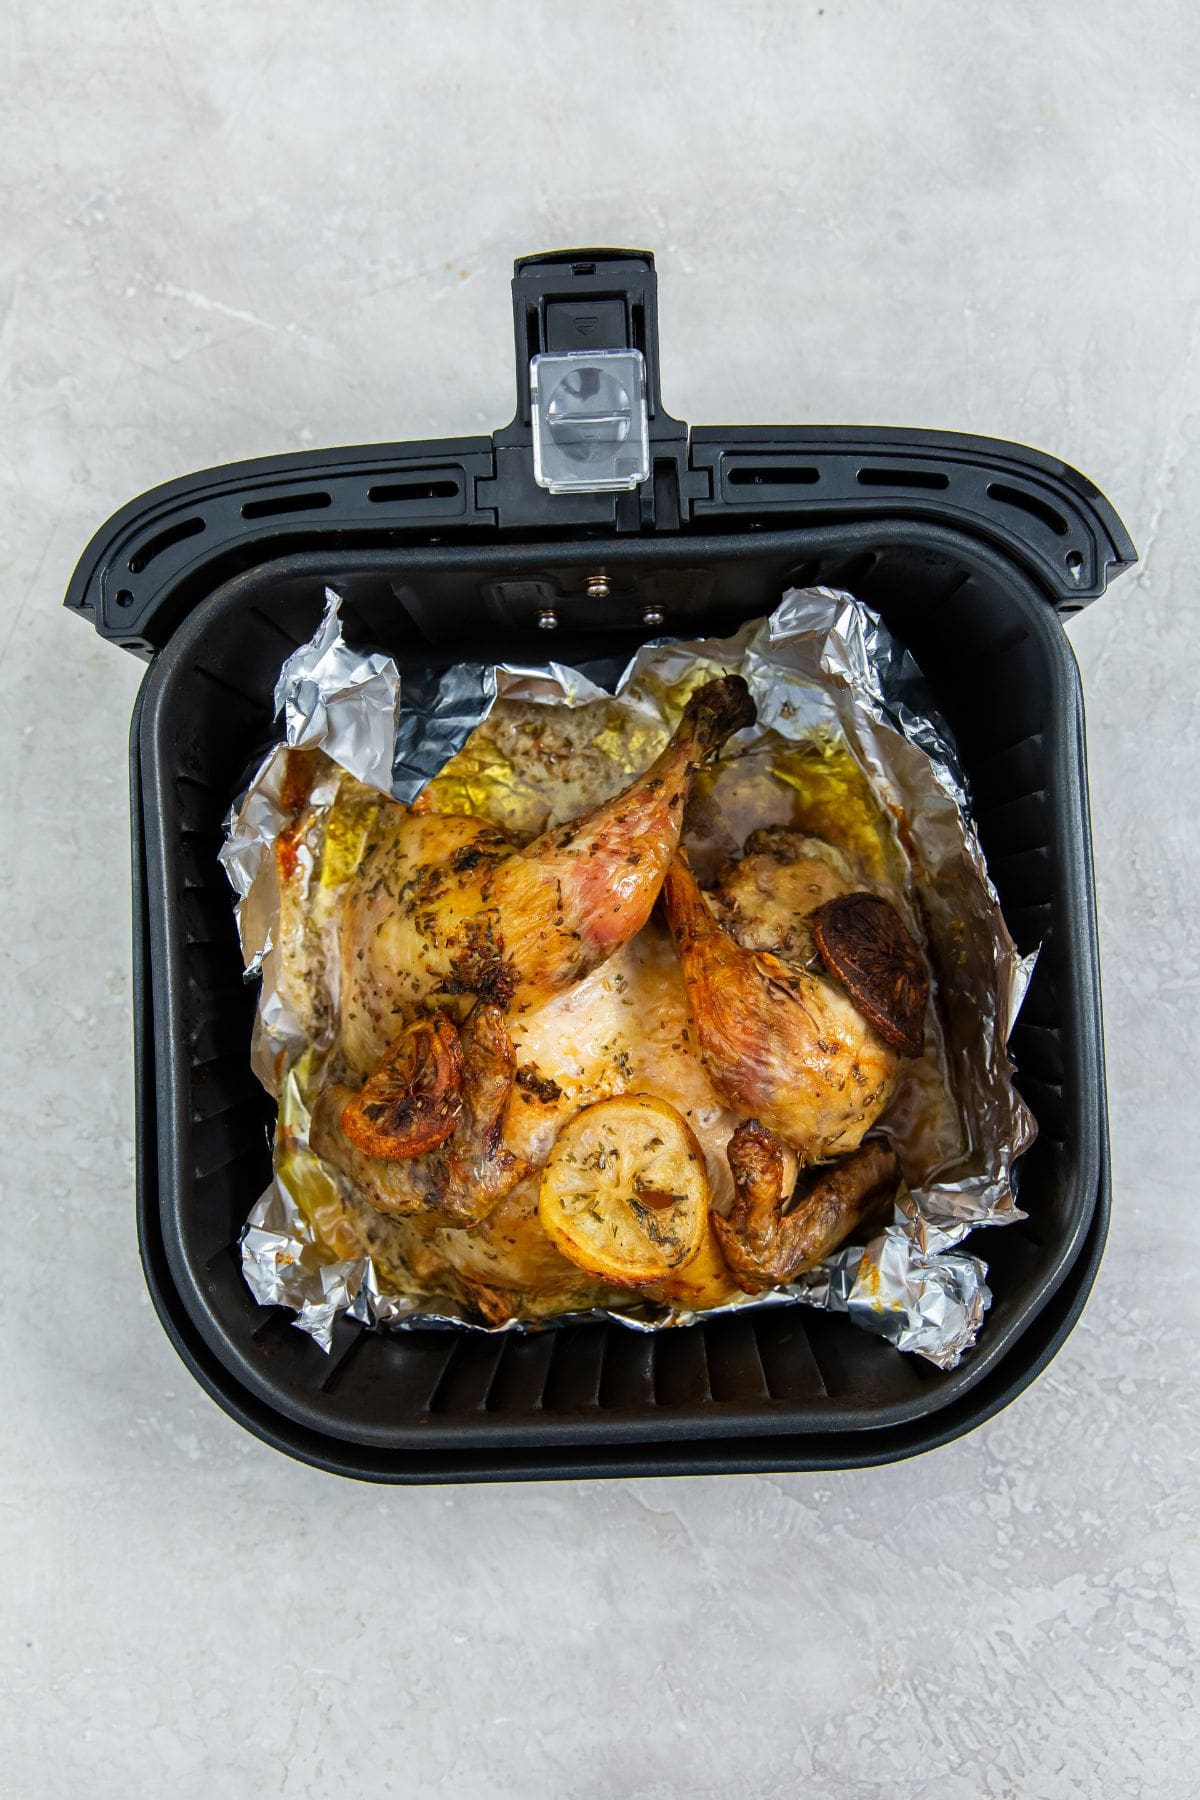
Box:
[530,349,650,495]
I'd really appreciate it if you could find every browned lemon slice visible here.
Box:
[811,891,928,1058]
[538,1095,708,1287]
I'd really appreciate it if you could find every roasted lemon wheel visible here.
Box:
[537,1095,709,1287]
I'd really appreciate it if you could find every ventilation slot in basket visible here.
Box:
[383,1334,464,1414]
[367,478,461,506]
[190,1051,254,1123]
[726,464,821,487]
[703,1318,770,1404]
[542,1324,607,1411]
[974,790,1050,860]
[598,1332,656,1409]
[755,1316,833,1401]
[317,1327,370,1396]
[986,483,1069,537]
[127,516,206,574]
[426,1336,510,1414]
[191,1099,270,1183]
[653,1330,711,1407]
[241,491,333,520]
[856,466,950,490]
[484,1334,559,1413]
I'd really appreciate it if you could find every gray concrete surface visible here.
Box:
[2,3,1197,1795]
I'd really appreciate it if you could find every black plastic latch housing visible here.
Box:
[481,249,692,533]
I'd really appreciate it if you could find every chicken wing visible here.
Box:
[338,674,756,1073]
[662,834,923,1160]
[715,1122,898,1292]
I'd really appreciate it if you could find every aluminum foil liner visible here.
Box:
[800,1230,991,1365]
[217,589,402,1084]
[225,587,1036,1371]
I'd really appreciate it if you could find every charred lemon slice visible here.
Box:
[811,891,929,1057]
[339,1016,463,1160]
[537,1095,708,1287]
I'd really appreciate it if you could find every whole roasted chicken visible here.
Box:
[280,677,931,1318]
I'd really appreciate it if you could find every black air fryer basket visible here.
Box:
[69,250,1134,1482]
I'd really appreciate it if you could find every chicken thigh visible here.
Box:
[338,674,755,1074]
[662,829,927,1162]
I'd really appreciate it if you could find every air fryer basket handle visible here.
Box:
[486,249,1135,601]
[64,247,1135,656]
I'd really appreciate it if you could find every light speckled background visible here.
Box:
[2,3,1197,1795]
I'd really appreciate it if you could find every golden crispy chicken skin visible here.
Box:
[662,846,905,1160]
[310,1004,530,1226]
[715,1123,898,1293]
[710,825,857,957]
[714,827,930,1056]
[428,1176,619,1324]
[338,675,756,1073]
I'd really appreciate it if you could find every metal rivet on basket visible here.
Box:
[585,575,611,601]
[642,604,666,629]
[536,608,559,632]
